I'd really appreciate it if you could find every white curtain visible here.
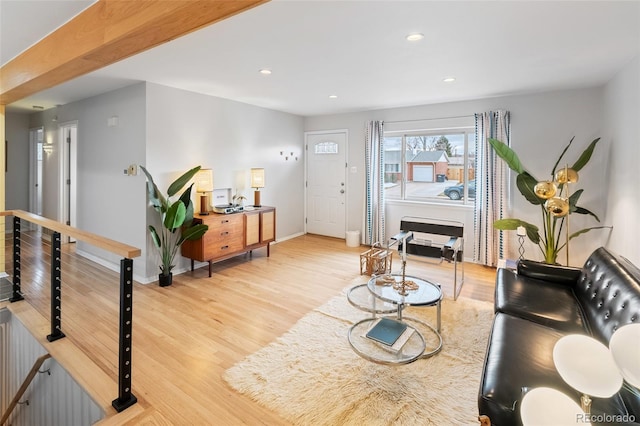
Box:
[365,121,385,245]
[474,111,511,266]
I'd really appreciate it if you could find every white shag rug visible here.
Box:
[223,283,494,426]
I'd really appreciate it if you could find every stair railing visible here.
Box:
[0,210,141,413]
[0,353,51,425]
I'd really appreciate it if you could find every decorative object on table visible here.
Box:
[140,165,209,286]
[489,137,610,265]
[359,242,393,275]
[365,317,407,346]
[609,323,640,388]
[516,226,526,260]
[553,334,623,415]
[250,167,265,207]
[194,168,213,215]
[231,190,246,208]
[393,230,419,296]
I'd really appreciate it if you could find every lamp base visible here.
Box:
[581,393,592,415]
[200,194,209,215]
[253,190,261,207]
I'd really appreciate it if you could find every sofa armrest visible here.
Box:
[516,259,582,286]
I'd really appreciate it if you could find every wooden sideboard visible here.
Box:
[181,206,276,277]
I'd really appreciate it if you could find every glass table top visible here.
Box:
[367,274,442,306]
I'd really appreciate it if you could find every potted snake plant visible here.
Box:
[140,165,209,286]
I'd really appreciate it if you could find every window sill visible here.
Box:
[385,198,474,209]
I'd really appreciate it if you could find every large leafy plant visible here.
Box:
[140,165,209,276]
[489,137,609,265]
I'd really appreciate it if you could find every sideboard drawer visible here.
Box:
[203,214,244,256]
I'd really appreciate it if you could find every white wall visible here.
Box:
[5,113,30,211]
[24,83,305,282]
[29,84,148,278]
[305,87,611,266]
[603,55,640,266]
[144,83,305,278]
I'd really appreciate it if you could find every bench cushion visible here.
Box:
[495,268,588,333]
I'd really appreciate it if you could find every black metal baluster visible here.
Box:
[10,217,24,302]
[47,232,65,342]
[112,258,137,412]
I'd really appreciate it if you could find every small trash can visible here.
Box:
[436,174,446,182]
[346,231,361,247]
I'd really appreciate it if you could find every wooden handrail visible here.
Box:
[1,210,140,259]
[0,353,52,425]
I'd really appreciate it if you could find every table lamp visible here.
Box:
[195,168,213,215]
[553,334,623,415]
[250,168,265,207]
[609,323,640,388]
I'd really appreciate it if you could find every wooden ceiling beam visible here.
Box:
[0,0,269,105]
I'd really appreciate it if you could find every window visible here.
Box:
[314,141,339,154]
[384,129,476,204]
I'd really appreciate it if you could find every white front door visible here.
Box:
[306,131,347,239]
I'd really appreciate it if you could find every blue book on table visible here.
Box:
[365,317,408,346]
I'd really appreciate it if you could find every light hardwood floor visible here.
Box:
[3,233,496,425]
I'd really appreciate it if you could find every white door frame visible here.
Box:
[28,127,44,232]
[28,127,44,217]
[304,129,349,237]
[59,121,78,239]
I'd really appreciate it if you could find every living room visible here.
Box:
[1,1,639,425]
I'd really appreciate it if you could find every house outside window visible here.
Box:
[384,130,476,204]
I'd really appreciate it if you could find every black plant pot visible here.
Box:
[158,273,173,287]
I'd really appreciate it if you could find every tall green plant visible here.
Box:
[140,165,209,276]
[489,137,609,264]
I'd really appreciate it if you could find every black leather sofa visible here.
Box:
[478,247,640,425]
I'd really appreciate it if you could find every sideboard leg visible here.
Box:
[208,261,212,277]
[191,259,194,271]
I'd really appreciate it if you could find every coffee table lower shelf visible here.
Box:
[348,316,442,365]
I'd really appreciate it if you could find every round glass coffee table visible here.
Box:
[347,274,443,364]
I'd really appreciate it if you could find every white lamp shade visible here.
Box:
[609,323,640,388]
[521,387,588,426]
[553,334,623,398]
[195,169,213,193]
[250,168,265,188]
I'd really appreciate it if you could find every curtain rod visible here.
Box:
[384,114,474,124]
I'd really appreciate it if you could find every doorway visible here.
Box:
[305,130,348,239]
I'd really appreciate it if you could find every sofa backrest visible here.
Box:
[574,247,640,344]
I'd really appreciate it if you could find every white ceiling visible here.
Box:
[2,0,639,116]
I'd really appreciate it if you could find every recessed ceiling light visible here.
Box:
[259,69,272,75]
[443,77,456,83]
[328,95,338,99]
[406,33,424,41]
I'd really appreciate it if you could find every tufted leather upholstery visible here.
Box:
[574,249,640,344]
[479,247,640,426]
